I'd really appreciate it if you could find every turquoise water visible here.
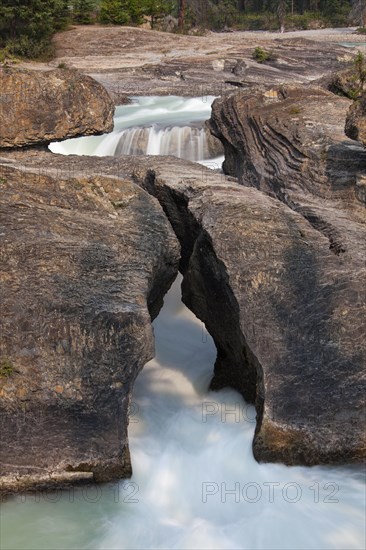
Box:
[1,276,365,550]
[339,42,366,48]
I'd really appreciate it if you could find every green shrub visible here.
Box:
[72,0,97,24]
[5,36,55,60]
[232,13,277,31]
[253,47,272,64]
[0,48,19,65]
[325,1,350,27]
[286,11,326,30]
[0,359,14,378]
[353,51,366,96]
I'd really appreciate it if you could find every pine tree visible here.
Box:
[0,0,71,58]
[178,0,187,30]
[142,0,173,28]
[99,0,143,25]
[72,0,96,24]
[277,0,287,32]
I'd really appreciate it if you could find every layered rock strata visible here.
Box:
[0,155,179,492]
[345,93,366,147]
[0,67,114,148]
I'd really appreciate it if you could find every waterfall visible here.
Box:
[49,96,224,167]
[95,125,210,161]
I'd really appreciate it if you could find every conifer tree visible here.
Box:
[99,0,143,25]
[143,0,173,28]
[0,0,70,58]
[277,0,287,32]
[72,0,96,24]
[349,0,366,26]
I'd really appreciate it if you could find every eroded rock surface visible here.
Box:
[0,67,114,148]
[47,27,355,98]
[0,154,179,492]
[2,144,364,468]
[209,86,366,252]
[1,55,365,487]
[345,93,366,147]
[128,153,365,466]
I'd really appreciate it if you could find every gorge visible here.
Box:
[0,24,365,550]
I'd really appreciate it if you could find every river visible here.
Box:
[2,97,364,550]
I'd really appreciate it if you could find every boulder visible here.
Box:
[319,67,365,100]
[0,67,114,148]
[0,153,179,492]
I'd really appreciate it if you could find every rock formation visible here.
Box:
[130,153,366,466]
[50,27,355,97]
[1,55,365,493]
[345,93,366,147]
[320,67,365,100]
[209,86,366,249]
[0,67,114,148]
[0,154,179,492]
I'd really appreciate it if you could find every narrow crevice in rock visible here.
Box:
[137,169,202,273]
[136,168,264,435]
[132,155,365,466]
[182,231,261,406]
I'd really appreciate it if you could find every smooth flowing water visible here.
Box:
[1,277,365,550]
[2,97,364,550]
[49,96,224,169]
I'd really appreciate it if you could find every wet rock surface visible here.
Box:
[0,67,114,148]
[0,154,179,492]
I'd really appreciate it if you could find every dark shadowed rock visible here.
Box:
[345,94,366,147]
[0,154,179,493]
[0,68,114,148]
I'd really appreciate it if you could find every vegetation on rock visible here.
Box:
[253,46,272,63]
[0,359,14,378]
